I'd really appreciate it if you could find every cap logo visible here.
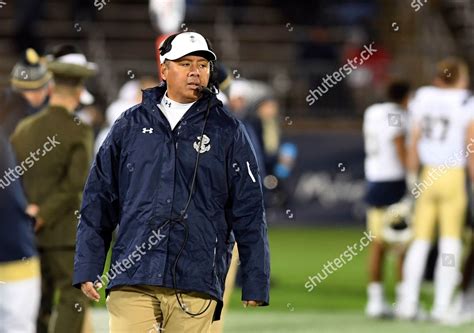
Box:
[190,35,196,43]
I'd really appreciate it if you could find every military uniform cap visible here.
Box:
[46,44,98,78]
[10,48,52,90]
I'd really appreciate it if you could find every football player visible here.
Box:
[363,80,412,318]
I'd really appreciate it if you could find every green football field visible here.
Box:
[221,227,473,332]
[95,227,473,332]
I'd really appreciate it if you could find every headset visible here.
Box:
[159,32,219,94]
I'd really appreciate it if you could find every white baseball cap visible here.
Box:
[159,32,217,64]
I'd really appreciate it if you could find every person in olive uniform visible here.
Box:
[11,44,96,333]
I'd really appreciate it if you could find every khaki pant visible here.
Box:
[366,207,386,240]
[413,167,466,240]
[210,245,239,333]
[106,285,217,333]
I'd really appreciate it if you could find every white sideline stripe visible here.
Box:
[246,161,256,183]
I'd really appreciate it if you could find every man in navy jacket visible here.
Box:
[74,31,270,332]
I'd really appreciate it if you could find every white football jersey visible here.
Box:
[363,102,407,182]
[410,86,474,167]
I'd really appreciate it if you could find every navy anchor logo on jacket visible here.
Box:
[193,134,211,153]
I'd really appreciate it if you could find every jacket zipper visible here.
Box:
[212,236,218,282]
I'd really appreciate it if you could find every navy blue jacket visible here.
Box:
[0,127,37,263]
[73,85,270,318]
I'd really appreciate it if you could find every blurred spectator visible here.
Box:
[74,88,106,137]
[106,80,141,125]
[227,79,266,179]
[229,80,270,124]
[230,79,299,206]
[342,29,391,112]
[248,97,281,172]
[149,0,186,34]
[0,48,51,138]
[0,126,41,333]
[76,104,105,136]
[229,79,272,117]
[246,96,298,207]
[11,44,96,333]
[94,77,158,154]
[229,79,252,118]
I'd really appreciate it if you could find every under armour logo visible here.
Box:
[193,134,211,153]
[165,101,171,108]
[190,35,196,43]
[142,128,153,134]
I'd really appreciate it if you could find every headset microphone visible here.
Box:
[198,85,218,95]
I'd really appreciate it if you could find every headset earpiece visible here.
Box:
[159,33,181,57]
[208,60,217,89]
[203,38,218,92]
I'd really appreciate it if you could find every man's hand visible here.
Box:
[242,300,263,308]
[25,204,39,218]
[81,281,102,302]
